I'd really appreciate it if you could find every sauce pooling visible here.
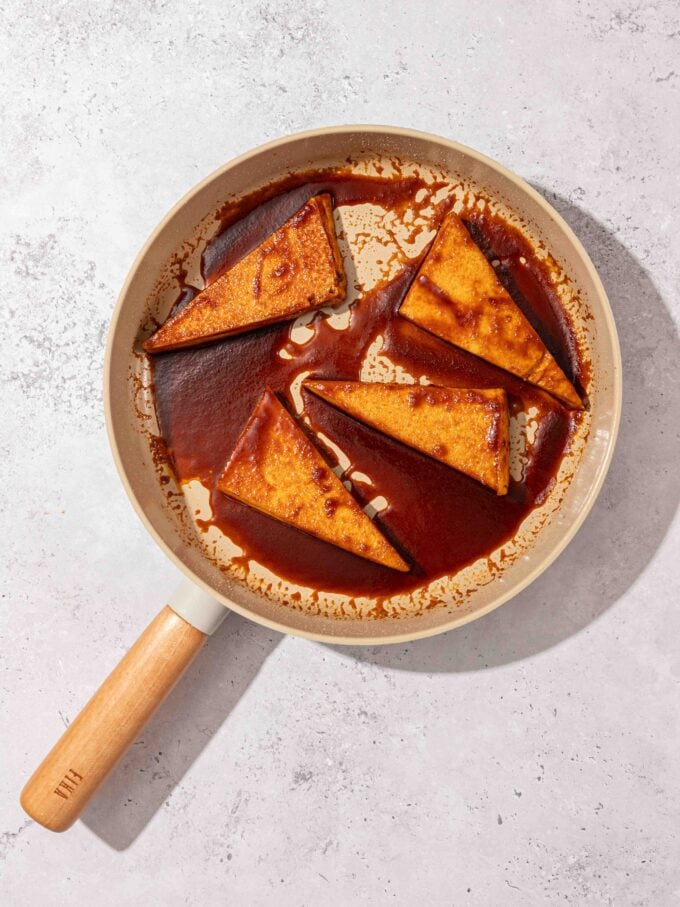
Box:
[151,172,583,600]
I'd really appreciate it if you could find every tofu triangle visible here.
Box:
[144,194,346,353]
[399,212,582,408]
[305,381,510,494]
[216,389,408,571]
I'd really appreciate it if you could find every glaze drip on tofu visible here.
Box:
[304,380,510,494]
[399,212,582,409]
[144,194,346,353]
[216,389,409,572]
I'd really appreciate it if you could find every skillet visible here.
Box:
[20,126,622,831]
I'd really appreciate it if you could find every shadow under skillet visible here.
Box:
[80,190,679,846]
[81,614,280,850]
[332,188,680,673]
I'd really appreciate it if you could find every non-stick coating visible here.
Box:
[104,126,621,644]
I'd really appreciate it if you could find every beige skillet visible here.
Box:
[20,127,622,831]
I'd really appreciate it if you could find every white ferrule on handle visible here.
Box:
[168,579,229,635]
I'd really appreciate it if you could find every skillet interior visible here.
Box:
[105,126,621,644]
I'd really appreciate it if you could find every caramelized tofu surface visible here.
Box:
[399,212,582,408]
[216,389,408,571]
[305,381,510,494]
[144,194,346,353]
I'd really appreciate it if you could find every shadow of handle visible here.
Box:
[20,584,228,832]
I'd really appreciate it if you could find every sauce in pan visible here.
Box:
[151,171,584,600]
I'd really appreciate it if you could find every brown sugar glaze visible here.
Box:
[151,170,585,600]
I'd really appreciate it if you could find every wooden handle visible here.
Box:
[20,606,206,832]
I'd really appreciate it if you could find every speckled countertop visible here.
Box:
[2,1,679,904]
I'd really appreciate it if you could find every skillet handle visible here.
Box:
[20,583,227,832]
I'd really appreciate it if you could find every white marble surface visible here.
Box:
[2,1,679,903]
